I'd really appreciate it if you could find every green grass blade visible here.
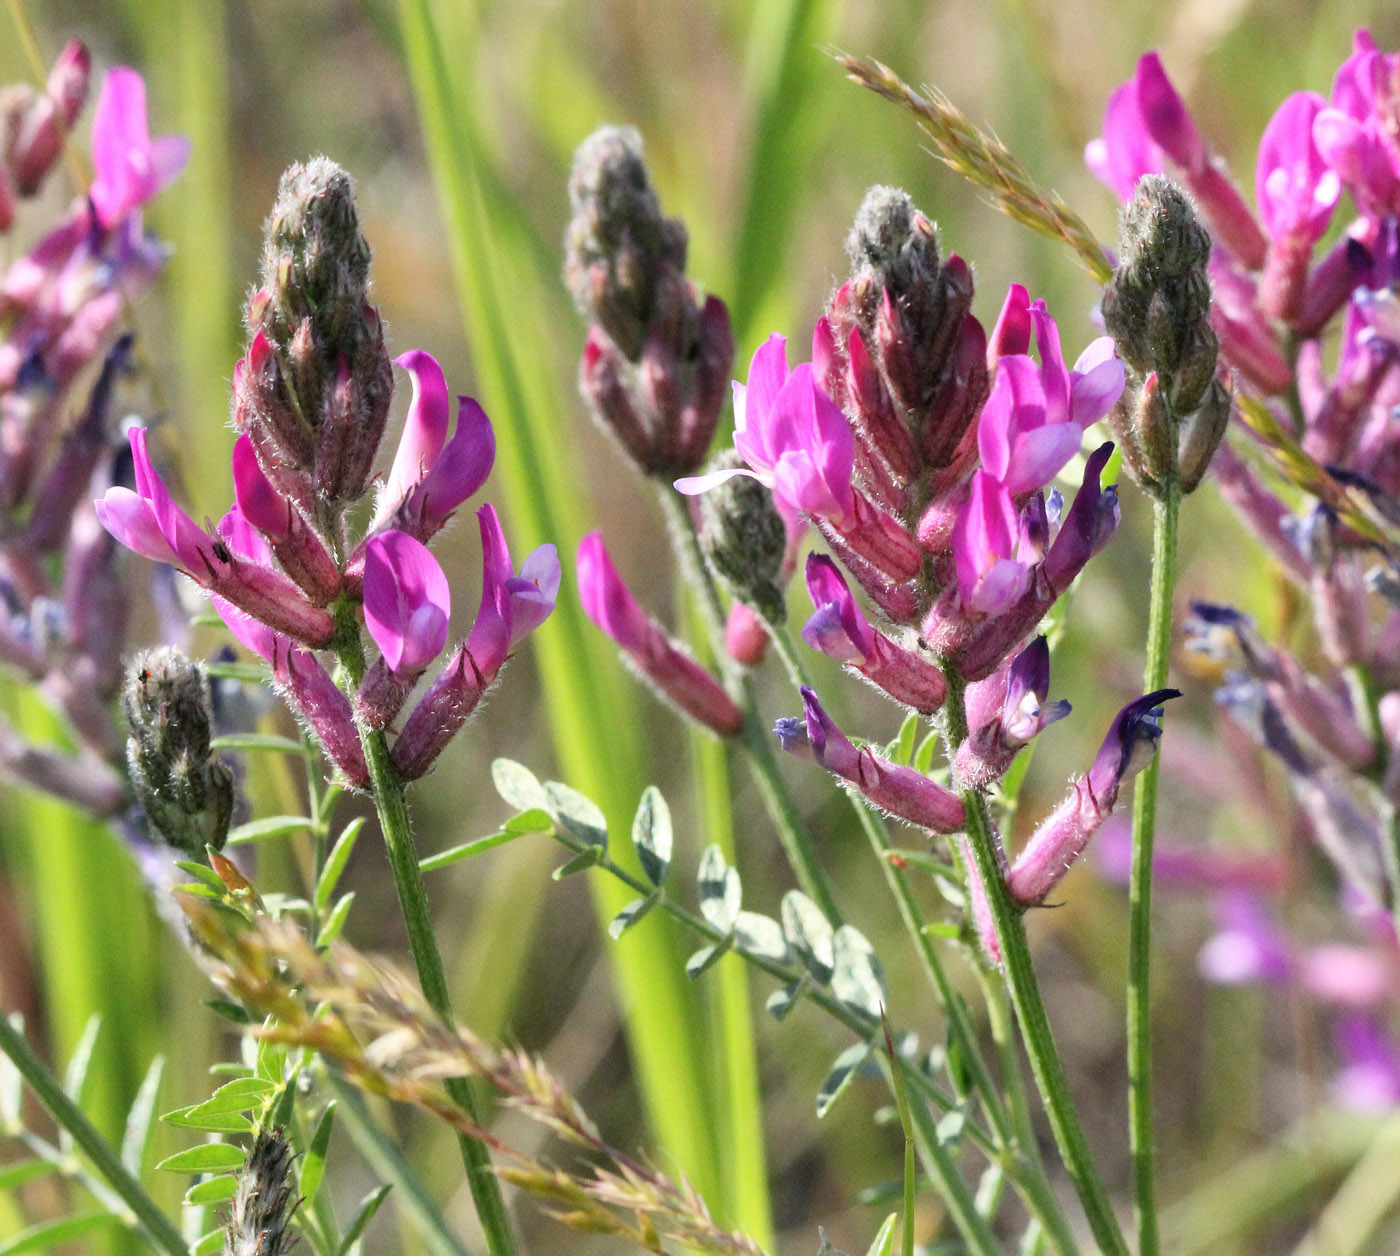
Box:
[395,0,725,1209]
[729,0,840,351]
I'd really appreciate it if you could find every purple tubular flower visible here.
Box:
[954,636,1071,789]
[954,443,1119,680]
[96,428,335,646]
[231,435,339,603]
[1005,688,1181,905]
[88,68,190,229]
[466,505,560,682]
[801,554,946,713]
[211,595,367,788]
[676,334,856,527]
[362,531,450,680]
[577,531,741,737]
[776,687,965,833]
[376,351,495,538]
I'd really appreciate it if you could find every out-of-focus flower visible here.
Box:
[88,68,190,229]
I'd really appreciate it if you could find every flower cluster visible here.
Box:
[675,185,1175,944]
[1088,29,1400,1105]
[98,159,559,785]
[0,52,189,819]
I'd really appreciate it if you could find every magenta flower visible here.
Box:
[95,427,217,571]
[1256,92,1341,243]
[952,472,1035,614]
[801,554,946,713]
[1006,689,1180,905]
[577,531,740,735]
[1085,77,1165,201]
[211,595,367,788]
[363,531,451,679]
[776,687,964,832]
[88,68,190,229]
[375,351,495,537]
[977,301,1123,495]
[1197,892,1294,985]
[1314,32,1400,214]
[575,531,727,716]
[1332,1015,1400,1111]
[466,505,560,682]
[676,334,855,526]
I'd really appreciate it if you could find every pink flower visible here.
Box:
[467,506,560,681]
[363,531,451,679]
[676,334,855,526]
[977,300,1124,495]
[1314,31,1400,214]
[952,471,1034,614]
[577,531,741,736]
[95,427,217,571]
[1085,77,1165,201]
[88,68,190,229]
[375,350,495,537]
[1256,92,1341,243]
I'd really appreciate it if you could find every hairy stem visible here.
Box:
[1128,481,1180,1256]
[336,613,516,1256]
[658,489,842,921]
[945,665,1130,1256]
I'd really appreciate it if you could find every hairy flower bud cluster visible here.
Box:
[122,648,235,855]
[1103,176,1226,492]
[101,160,559,787]
[223,1129,297,1256]
[0,61,186,823]
[566,126,733,478]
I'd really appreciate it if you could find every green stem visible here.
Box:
[1127,481,1180,1256]
[946,666,1129,1256]
[336,623,515,1256]
[0,1017,185,1256]
[658,489,842,921]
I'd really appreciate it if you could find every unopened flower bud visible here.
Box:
[1178,376,1233,493]
[224,1129,296,1256]
[122,647,235,855]
[565,126,688,362]
[698,451,788,624]
[1105,176,1213,370]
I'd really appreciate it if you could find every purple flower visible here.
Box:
[376,350,495,537]
[1314,32,1400,214]
[1006,688,1180,905]
[1197,892,1294,985]
[95,427,217,572]
[1256,92,1341,244]
[801,553,946,713]
[952,472,1035,614]
[1085,77,1165,201]
[775,687,964,833]
[676,334,856,526]
[88,68,190,229]
[1332,1014,1400,1111]
[468,505,560,682]
[955,636,1070,789]
[577,531,741,736]
[976,302,1123,495]
[362,531,451,679]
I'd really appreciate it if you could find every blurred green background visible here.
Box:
[3,1,1400,1253]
